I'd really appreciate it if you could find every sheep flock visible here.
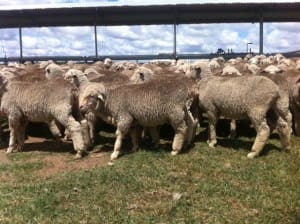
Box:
[0,53,299,163]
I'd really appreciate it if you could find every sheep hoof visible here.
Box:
[247,152,258,159]
[110,151,119,161]
[207,140,216,148]
[16,146,23,152]
[107,161,114,166]
[171,150,179,156]
[75,152,83,159]
[6,148,13,154]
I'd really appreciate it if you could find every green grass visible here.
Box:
[0,126,299,224]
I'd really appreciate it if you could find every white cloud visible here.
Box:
[0,1,299,57]
[22,36,38,48]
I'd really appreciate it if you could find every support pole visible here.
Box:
[94,25,98,59]
[173,23,177,60]
[259,17,263,54]
[19,27,23,62]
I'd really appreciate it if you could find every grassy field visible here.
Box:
[0,122,299,224]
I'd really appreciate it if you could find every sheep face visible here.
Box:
[79,83,106,114]
[64,69,88,87]
[80,94,102,114]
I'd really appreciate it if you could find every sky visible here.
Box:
[0,0,300,58]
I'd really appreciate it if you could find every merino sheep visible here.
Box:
[45,63,64,79]
[198,75,290,158]
[129,66,155,83]
[221,65,242,76]
[79,77,199,161]
[0,76,89,158]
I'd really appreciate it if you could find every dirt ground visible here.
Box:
[0,123,111,177]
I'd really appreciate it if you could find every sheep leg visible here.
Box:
[185,109,198,145]
[287,111,293,135]
[68,117,86,158]
[58,116,86,158]
[80,119,92,149]
[130,127,139,152]
[272,105,291,150]
[229,119,237,139]
[63,129,72,141]
[276,117,291,151]
[85,112,96,144]
[149,126,160,148]
[6,116,21,153]
[207,112,217,148]
[111,116,132,161]
[111,129,124,161]
[7,127,17,154]
[171,121,187,156]
[293,110,300,136]
[48,120,62,141]
[15,120,28,152]
[247,119,270,159]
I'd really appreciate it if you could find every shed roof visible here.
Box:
[0,2,300,28]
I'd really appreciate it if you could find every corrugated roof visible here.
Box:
[0,0,299,10]
[0,2,299,28]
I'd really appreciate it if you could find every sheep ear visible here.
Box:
[140,73,144,81]
[46,68,50,73]
[97,94,104,102]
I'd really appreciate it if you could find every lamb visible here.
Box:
[79,77,199,161]
[198,75,290,158]
[0,76,89,158]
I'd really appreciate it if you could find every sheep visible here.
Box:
[259,70,293,135]
[39,60,54,69]
[0,76,89,158]
[290,76,300,135]
[274,53,285,64]
[104,58,113,69]
[221,65,242,76]
[79,76,199,161]
[285,71,300,136]
[243,63,260,75]
[198,75,290,158]
[45,63,64,79]
[129,66,155,84]
[83,67,104,81]
[263,65,282,75]
[64,66,157,144]
[64,69,89,87]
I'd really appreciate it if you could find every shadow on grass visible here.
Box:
[22,140,74,154]
[212,133,282,157]
[196,120,283,157]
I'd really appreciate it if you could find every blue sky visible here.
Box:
[0,0,299,57]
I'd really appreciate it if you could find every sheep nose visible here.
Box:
[79,105,85,111]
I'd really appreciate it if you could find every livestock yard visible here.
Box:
[0,54,299,223]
